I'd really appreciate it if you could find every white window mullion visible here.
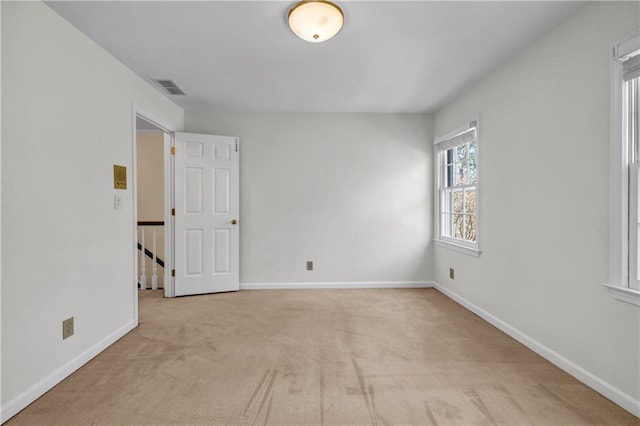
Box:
[629,77,640,290]
[629,163,640,290]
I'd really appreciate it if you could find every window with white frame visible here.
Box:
[625,61,639,291]
[435,121,478,253]
[606,31,640,305]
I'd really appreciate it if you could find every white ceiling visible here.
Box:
[47,1,585,113]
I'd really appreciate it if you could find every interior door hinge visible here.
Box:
[171,208,175,216]
[171,269,175,277]
[235,139,238,152]
[171,146,176,155]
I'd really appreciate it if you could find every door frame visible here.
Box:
[131,105,176,323]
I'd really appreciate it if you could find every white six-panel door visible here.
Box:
[174,132,239,296]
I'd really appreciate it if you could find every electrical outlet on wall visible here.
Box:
[62,317,74,340]
[306,261,313,271]
[449,268,455,279]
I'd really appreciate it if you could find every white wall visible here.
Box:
[137,132,165,222]
[433,1,639,412]
[1,2,183,421]
[186,111,433,285]
[136,131,165,287]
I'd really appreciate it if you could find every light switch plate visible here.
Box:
[114,194,122,210]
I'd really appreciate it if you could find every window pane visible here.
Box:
[465,215,477,242]
[453,190,463,213]
[464,189,476,214]
[446,148,453,165]
[445,164,453,188]
[456,144,466,161]
[469,143,477,184]
[455,161,467,186]
[453,214,464,239]
[469,142,477,158]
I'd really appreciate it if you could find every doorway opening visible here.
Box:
[135,115,173,299]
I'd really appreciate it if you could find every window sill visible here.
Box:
[434,239,481,257]
[602,283,640,306]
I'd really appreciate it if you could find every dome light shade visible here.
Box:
[288,1,344,43]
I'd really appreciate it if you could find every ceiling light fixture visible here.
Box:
[288,0,344,43]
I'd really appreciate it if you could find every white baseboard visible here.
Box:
[240,281,433,290]
[432,282,640,418]
[0,319,137,424]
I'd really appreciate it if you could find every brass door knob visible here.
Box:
[231,219,238,225]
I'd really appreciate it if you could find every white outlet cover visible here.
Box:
[114,194,122,210]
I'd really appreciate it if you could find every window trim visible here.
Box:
[605,30,640,305]
[434,119,481,256]
[434,239,481,257]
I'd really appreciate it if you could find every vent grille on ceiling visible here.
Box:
[153,79,186,96]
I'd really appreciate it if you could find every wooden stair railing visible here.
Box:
[137,221,164,290]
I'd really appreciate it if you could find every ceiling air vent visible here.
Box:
[153,79,186,96]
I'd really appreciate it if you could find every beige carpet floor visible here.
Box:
[6,288,639,425]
